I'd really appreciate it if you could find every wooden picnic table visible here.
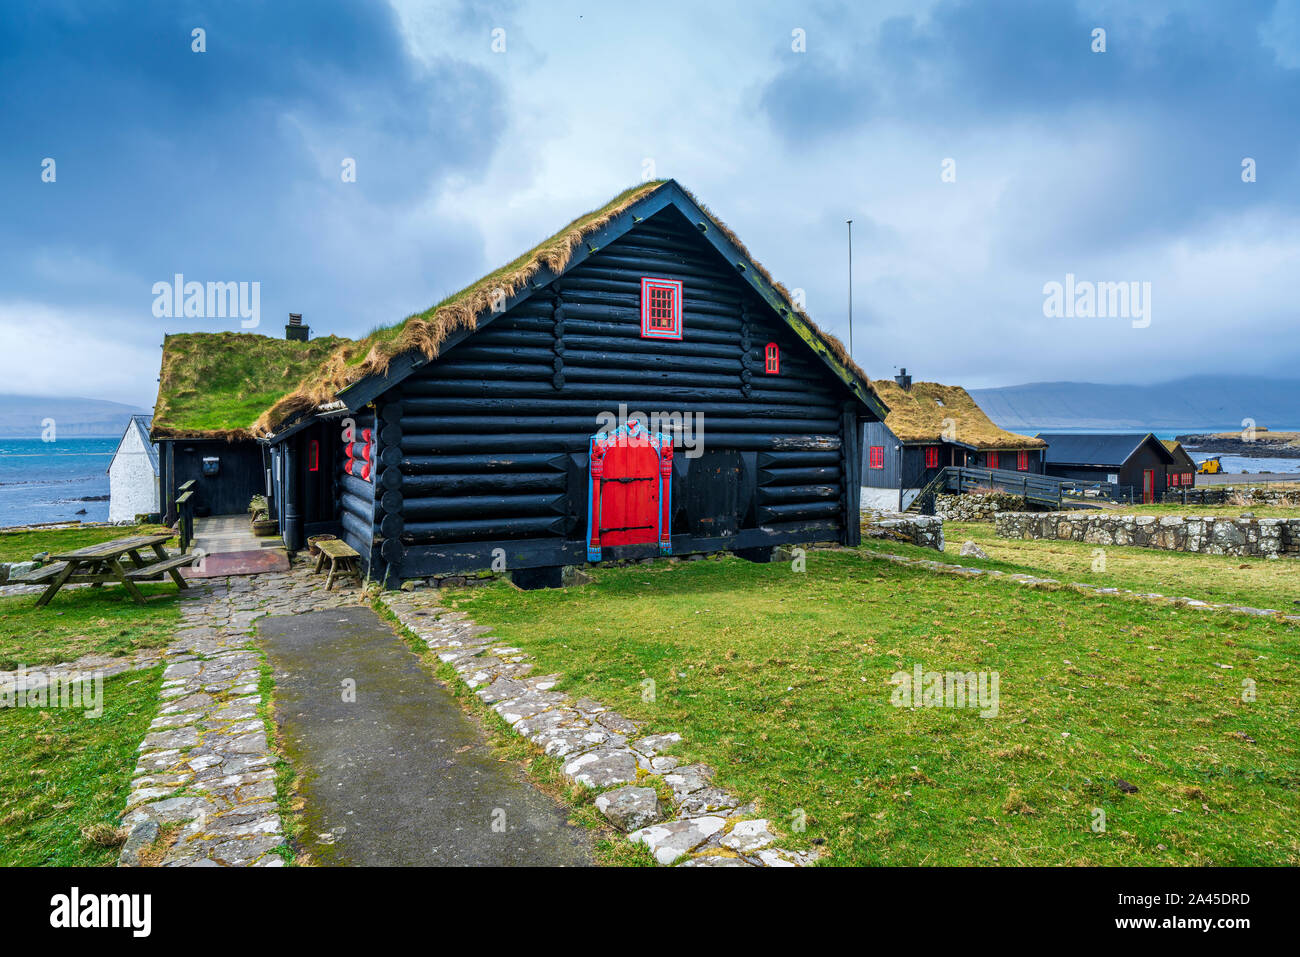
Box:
[16,533,193,607]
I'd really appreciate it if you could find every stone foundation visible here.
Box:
[861,510,944,551]
[995,511,1300,558]
[935,492,1029,522]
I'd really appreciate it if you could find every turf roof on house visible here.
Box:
[251,179,879,436]
[152,332,351,440]
[871,379,1046,450]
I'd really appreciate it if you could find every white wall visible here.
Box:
[860,487,925,512]
[861,486,903,512]
[108,426,159,522]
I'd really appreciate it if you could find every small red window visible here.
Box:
[308,439,320,472]
[1017,450,1028,471]
[640,277,683,340]
[764,342,779,374]
[988,452,999,470]
[869,446,884,469]
[925,446,940,469]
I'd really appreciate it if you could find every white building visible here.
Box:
[108,415,160,522]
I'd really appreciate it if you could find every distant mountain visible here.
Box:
[968,378,1300,432]
[0,394,151,438]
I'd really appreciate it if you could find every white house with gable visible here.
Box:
[108,415,160,522]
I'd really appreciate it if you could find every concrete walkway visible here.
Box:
[259,607,592,866]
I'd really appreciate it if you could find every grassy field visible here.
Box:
[0,666,162,865]
[0,585,182,670]
[1111,501,1300,519]
[0,523,171,564]
[922,521,1300,613]
[438,551,1300,866]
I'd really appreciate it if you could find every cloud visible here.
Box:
[0,0,1297,406]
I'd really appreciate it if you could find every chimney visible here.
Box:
[894,367,912,390]
[285,313,309,342]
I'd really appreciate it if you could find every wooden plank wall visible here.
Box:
[373,206,861,579]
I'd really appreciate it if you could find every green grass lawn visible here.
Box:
[439,551,1300,866]
[0,585,182,670]
[0,523,171,564]
[0,666,162,865]
[919,521,1300,613]
[1116,500,1300,519]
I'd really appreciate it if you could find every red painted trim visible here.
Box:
[869,446,884,469]
[764,342,779,373]
[640,277,683,340]
[308,439,320,472]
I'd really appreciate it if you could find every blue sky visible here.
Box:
[2,0,1297,406]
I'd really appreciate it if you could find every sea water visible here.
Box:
[0,437,116,528]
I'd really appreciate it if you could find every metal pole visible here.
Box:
[846,220,854,360]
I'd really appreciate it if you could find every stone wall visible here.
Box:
[935,492,1028,522]
[1217,485,1300,507]
[861,510,944,551]
[995,511,1300,559]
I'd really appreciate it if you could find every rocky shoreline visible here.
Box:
[1177,432,1300,457]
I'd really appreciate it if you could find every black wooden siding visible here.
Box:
[862,429,1045,491]
[159,438,265,521]
[339,412,376,562]
[373,206,862,579]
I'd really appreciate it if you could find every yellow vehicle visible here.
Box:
[1198,456,1223,474]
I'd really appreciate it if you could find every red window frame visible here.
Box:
[988,452,999,470]
[925,446,940,469]
[640,277,683,340]
[869,446,884,470]
[1017,450,1028,471]
[764,342,779,374]
[308,439,320,473]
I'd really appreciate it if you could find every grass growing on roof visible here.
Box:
[870,379,1044,449]
[153,331,349,438]
[437,551,1300,866]
[253,179,875,434]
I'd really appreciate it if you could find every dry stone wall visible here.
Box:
[935,492,1029,522]
[861,510,944,551]
[995,511,1300,559]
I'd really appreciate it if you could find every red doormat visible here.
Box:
[183,548,291,579]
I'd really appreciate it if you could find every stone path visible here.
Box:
[381,591,816,867]
[259,607,592,866]
[863,548,1300,624]
[119,564,357,866]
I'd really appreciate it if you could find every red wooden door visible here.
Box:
[597,441,660,546]
[1142,469,1155,503]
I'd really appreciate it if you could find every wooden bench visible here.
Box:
[314,539,362,590]
[124,553,196,587]
[10,562,71,584]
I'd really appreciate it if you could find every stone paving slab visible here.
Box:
[118,561,358,867]
[381,591,818,868]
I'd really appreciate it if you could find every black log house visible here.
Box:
[254,180,889,587]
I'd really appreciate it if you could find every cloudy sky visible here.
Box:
[2,0,1298,407]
